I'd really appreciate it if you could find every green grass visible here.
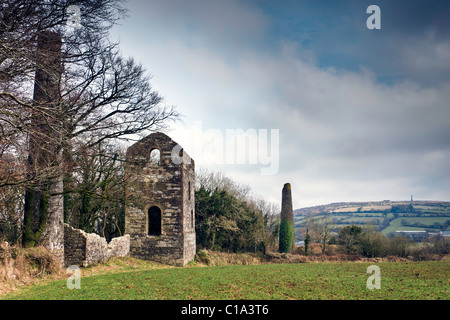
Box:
[400,217,450,224]
[3,261,449,300]
[415,205,450,214]
[340,217,382,224]
[381,217,450,235]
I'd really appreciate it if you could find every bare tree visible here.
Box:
[195,168,252,202]
[307,214,334,254]
[0,0,179,247]
[64,141,126,240]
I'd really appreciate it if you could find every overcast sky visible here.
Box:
[110,0,450,209]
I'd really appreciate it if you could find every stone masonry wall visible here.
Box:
[125,132,196,266]
[64,224,130,267]
[64,224,85,267]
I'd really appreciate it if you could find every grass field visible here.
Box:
[2,260,449,300]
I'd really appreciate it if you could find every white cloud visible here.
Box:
[112,0,450,208]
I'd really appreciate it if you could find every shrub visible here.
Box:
[0,242,62,294]
[359,230,389,258]
[388,236,412,257]
[337,225,362,254]
[195,250,211,265]
[24,246,62,276]
[409,243,436,261]
[0,241,23,283]
[430,236,450,255]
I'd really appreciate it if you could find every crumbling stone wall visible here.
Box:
[64,224,130,267]
[125,132,196,266]
[182,161,196,264]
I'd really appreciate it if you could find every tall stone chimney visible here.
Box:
[25,31,64,264]
[280,183,295,252]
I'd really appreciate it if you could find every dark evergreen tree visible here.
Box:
[304,228,311,256]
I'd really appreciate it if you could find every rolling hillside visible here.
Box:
[293,200,450,239]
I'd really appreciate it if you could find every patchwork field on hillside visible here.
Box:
[294,201,450,237]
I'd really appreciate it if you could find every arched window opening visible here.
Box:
[149,149,160,166]
[148,206,162,236]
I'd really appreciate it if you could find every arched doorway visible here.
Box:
[148,206,162,236]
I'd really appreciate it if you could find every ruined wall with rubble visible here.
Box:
[182,159,196,264]
[125,132,196,266]
[64,224,130,267]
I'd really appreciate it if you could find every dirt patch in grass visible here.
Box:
[80,256,175,278]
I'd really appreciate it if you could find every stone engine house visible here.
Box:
[125,132,196,266]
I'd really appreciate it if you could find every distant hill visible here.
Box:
[294,200,450,216]
[293,200,450,238]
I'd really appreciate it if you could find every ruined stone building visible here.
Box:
[125,132,196,266]
[62,132,196,267]
[24,30,195,267]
